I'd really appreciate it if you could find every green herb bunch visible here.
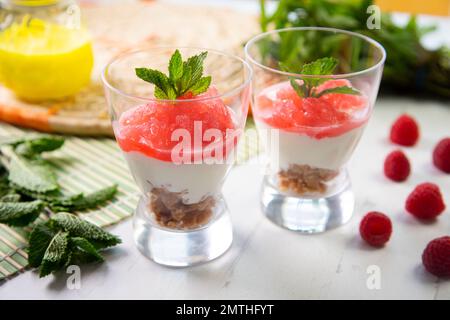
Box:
[0,135,120,277]
[259,0,450,98]
[136,49,212,99]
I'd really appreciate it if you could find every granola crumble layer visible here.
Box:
[149,187,215,230]
[278,164,339,195]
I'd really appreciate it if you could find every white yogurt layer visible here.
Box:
[256,121,367,171]
[123,151,232,204]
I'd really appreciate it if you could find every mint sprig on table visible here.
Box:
[0,135,121,277]
[283,57,360,98]
[29,212,120,277]
[136,49,212,99]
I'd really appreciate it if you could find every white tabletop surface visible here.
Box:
[1,96,450,300]
[1,0,450,300]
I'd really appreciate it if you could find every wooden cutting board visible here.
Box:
[0,1,258,136]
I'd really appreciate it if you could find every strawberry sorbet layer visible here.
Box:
[255,79,368,139]
[115,87,237,163]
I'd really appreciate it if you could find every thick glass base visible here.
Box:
[133,195,233,267]
[261,172,355,233]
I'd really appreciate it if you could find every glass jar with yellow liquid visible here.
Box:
[0,0,94,101]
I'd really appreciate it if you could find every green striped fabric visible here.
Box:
[0,119,259,280]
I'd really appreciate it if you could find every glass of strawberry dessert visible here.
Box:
[102,48,252,266]
[245,27,385,233]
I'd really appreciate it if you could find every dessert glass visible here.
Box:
[245,27,385,233]
[102,47,252,266]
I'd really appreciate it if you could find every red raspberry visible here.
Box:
[433,138,450,174]
[390,114,419,146]
[405,183,446,220]
[359,212,393,247]
[384,150,410,182]
[422,236,450,277]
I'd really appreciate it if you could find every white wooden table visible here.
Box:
[1,0,450,300]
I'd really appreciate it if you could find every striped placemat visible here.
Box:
[0,118,259,280]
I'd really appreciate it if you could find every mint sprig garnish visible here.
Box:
[29,213,121,277]
[136,49,212,99]
[283,57,360,98]
[0,135,121,278]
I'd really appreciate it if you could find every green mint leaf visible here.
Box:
[135,68,176,100]
[49,185,118,212]
[14,136,64,158]
[135,68,165,87]
[0,174,20,201]
[166,86,177,100]
[301,57,339,76]
[50,212,121,249]
[69,237,104,263]
[14,186,82,204]
[301,57,339,88]
[48,193,84,208]
[189,76,212,95]
[28,222,56,268]
[154,87,169,100]
[136,50,211,99]
[1,135,64,152]
[168,49,183,82]
[180,65,193,94]
[68,248,102,265]
[290,79,305,98]
[315,86,361,98]
[286,57,357,98]
[184,51,208,88]
[0,200,44,226]
[0,174,10,197]
[39,231,70,277]
[70,185,117,211]
[0,193,21,202]
[7,150,58,193]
